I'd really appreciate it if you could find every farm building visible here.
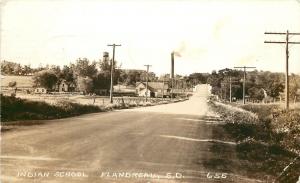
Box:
[57,79,75,92]
[136,82,169,98]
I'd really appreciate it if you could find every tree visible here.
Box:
[22,65,33,75]
[207,70,222,95]
[289,74,300,100]
[74,58,97,78]
[99,58,111,72]
[60,65,75,83]
[140,71,157,82]
[33,70,58,90]
[93,72,111,90]
[188,73,208,84]
[248,87,265,101]
[13,64,22,75]
[125,70,141,85]
[255,72,284,99]
[77,76,93,94]
[49,65,61,76]
[1,60,18,75]
[118,70,128,84]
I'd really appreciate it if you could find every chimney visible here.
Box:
[171,52,174,79]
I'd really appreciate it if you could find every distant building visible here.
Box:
[34,87,47,94]
[136,82,169,98]
[58,80,68,92]
[56,80,75,92]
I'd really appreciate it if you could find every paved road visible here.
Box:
[1,85,261,183]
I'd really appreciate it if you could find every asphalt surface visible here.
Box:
[1,85,263,183]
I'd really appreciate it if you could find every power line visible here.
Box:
[264,30,300,109]
[234,66,256,105]
[107,44,121,104]
[144,64,152,102]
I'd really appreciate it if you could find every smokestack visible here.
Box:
[171,52,174,79]
[103,52,109,62]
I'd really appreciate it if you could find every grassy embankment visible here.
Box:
[1,95,103,123]
[209,101,300,183]
[1,95,185,123]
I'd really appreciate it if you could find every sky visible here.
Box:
[1,0,300,75]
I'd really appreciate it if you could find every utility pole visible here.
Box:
[162,75,165,99]
[171,52,175,99]
[144,64,152,102]
[107,44,121,103]
[228,77,240,103]
[234,66,256,104]
[264,30,300,109]
[229,77,232,103]
[221,76,239,102]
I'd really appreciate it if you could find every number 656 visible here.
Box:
[207,172,227,179]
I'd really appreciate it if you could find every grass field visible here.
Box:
[1,75,34,88]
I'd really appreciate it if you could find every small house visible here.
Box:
[34,87,47,94]
[56,80,75,92]
[136,82,169,98]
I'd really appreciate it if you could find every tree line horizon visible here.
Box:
[1,59,299,101]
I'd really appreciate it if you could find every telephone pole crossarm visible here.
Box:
[265,32,300,35]
[264,41,300,44]
[107,44,122,47]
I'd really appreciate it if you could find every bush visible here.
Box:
[240,104,300,155]
[8,81,17,87]
[240,104,279,121]
[237,138,297,176]
[143,102,153,107]
[128,103,137,107]
[272,109,300,154]
[208,101,299,182]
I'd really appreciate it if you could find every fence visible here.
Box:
[113,97,172,104]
